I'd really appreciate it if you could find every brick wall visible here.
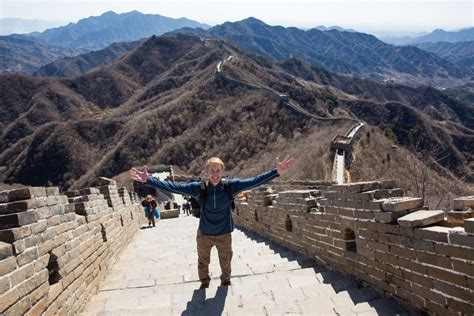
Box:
[233,180,474,315]
[0,178,146,315]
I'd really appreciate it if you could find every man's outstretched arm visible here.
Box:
[130,165,200,197]
[231,156,294,194]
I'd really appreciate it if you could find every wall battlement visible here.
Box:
[234,180,474,315]
[0,177,146,315]
[1,178,472,315]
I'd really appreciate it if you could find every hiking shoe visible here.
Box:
[199,283,209,289]
[221,280,231,286]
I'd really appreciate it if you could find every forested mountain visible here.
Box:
[34,40,142,77]
[171,18,471,88]
[0,35,82,74]
[1,35,472,207]
[31,10,209,50]
[382,27,474,45]
[414,41,474,68]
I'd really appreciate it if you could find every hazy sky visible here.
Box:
[1,0,472,35]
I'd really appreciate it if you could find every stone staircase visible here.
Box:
[82,216,419,315]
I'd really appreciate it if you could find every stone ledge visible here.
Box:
[397,210,445,228]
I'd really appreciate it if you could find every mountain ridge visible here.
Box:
[0,34,83,74]
[414,41,474,68]
[170,18,472,88]
[381,27,474,45]
[31,10,210,50]
[0,35,472,208]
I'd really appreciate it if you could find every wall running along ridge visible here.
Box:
[233,180,474,315]
[0,177,162,315]
[1,177,472,314]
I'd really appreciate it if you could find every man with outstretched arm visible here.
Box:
[129,156,294,289]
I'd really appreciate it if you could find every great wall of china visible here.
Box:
[0,177,473,315]
[1,53,473,315]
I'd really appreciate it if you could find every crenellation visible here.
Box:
[233,180,474,315]
[453,196,474,211]
[0,177,147,315]
[2,176,471,314]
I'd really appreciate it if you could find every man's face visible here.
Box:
[207,163,224,186]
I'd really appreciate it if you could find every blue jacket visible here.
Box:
[146,169,279,235]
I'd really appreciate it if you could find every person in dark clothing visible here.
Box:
[189,197,200,217]
[141,195,160,227]
[183,202,189,215]
[130,156,294,288]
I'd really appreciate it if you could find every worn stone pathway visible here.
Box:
[82,215,416,315]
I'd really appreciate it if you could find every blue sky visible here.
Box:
[1,0,472,35]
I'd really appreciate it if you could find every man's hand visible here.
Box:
[276,156,295,175]
[129,165,149,183]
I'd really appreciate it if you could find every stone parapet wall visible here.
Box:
[159,209,180,219]
[0,178,145,315]
[233,181,474,315]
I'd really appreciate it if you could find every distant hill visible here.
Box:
[0,35,82,74]
[34,40,142,77]
[313,25,357,32]
[1,34,472,197]
[30,10,210,50]
[171,18,471,88]
[414,41,474,68]
[382,27,474,45]
[0,18,64,35]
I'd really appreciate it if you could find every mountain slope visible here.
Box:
[34,40,142,77]
[32,10,209,50]
[414,41,474,68]
[0,34,472,195]
[382,27,474,45]
[0,35,82,74]
[171,18,471,88]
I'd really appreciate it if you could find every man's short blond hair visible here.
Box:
[206,157,225,170]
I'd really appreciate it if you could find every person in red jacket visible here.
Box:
[141,195,160,227]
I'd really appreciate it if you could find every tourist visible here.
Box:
[130,156,294,288]
[141,195,160,227]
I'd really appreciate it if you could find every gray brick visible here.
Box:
[0,188,45,204]
[374,210,408,223]
[36,207,53,220]
[414,226,450,242]
[0,227,31,243]
[0,211,38,229]
[0,274,10,295]
[16,247,39,267]
[381,197,423,212]
[0,256,17,277]
[453,196,474,211]
[12,239,25,255]
[397,210,445,228]
[45,187,60,196]
[465,218,474,234]
[448,229,474,247]
[9,261,34,285]
[0,286,19,313]
[0,242,13,260]
[30,220,48,234]
[0,199,37,215]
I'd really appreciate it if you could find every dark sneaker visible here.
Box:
[148,221,151,226]
[221,280,231,286]
[199,283,209,289]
